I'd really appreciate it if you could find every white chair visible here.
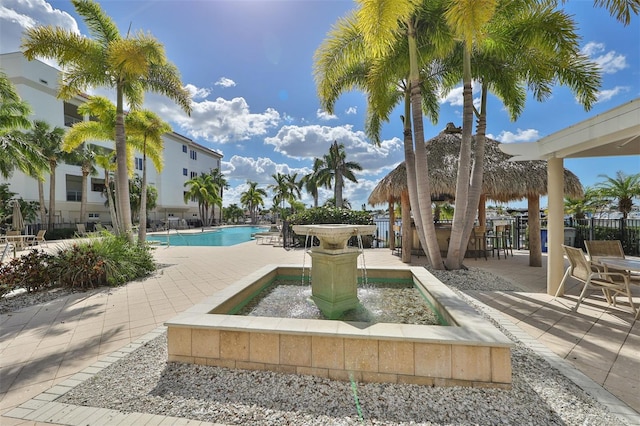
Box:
[556,245,636,317]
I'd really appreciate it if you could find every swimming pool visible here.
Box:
[146,226,269,247]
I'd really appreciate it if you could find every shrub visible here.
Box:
[288,207,373,226]
[0,249,56,294]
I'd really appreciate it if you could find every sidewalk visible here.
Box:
[1,241,638,425]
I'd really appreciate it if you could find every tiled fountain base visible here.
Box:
[166,265,513,388]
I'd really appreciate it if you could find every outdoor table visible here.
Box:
[595,257,640,319]
[2,234,35,251]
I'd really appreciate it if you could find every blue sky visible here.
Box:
[1,0,639,210]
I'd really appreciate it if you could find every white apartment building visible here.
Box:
[1,52,223,228]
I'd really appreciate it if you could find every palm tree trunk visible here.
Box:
[38,179,46,228]
[115,86,133,241]
[446,47,474,270]
[407,19,443,269]
[80,167,88,226]
[335,170,343,208]
[105,172,119,234]
[528,195,542,267]
[138,144,148,244]
[47,162,56,232]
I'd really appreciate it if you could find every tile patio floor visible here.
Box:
[1,238,638,425]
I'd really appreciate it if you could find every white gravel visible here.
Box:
[52,266,629,426]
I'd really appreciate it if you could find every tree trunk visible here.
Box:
[528,195,542,267]
[47,162,56,231]
[105,171,119,234]
[446,47,474,270]
[335,169,343,208]
[80,167,88,226]
[138,143,148,244]
[401,191,412,263]
[115,86,133,241]
[38,179,46,228]
[407,19,443,269]
[388,198,395,251]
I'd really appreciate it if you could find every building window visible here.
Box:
[190,171,197,178]
[88,213,100,219]
[183,168,188,176]
[135,157,143,170]
[182,144,187,153]
[190,150,197,160]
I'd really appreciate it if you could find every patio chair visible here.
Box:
[76,223,87,237]
[585,240,640,284]
[1,242,15,263]
[27,230,47,247]
[470,225,487,260]
[556,245,636,317]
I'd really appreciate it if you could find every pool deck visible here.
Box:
[1,238,638,425]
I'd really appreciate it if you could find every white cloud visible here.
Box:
[581,42,628,74]
[0,0,79,63]
[184,84,210,99]
[264,124,403,174]
[345,106,357,115]
[493,128,540,143]
[316,109,338,121]
[215,77,236,88]
[439,84,481,110]
[596,86,629,103]
[147,91,281,144]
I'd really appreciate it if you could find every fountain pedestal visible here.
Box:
[292,224,377,319]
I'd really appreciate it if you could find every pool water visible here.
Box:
[146,226,269,247]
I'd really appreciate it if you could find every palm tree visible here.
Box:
[210,168,229,225]
[0,71,47,179]
[301,158,324,208]
[240,181,267,224]
[269,172,301,217]
[31,121,67,231]
[94,148,119,232]
[224,203,244,224]
[594,171,640,219]
[126,110,170,243]
[318,0,604,269]
[23,0,192,240]
[316,141,362,209]
[183,173,221,227]
[69,143,98,227]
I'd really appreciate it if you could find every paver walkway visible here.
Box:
[1,239,638,425]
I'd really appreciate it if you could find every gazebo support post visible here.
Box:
[547,157,565,295]
[401,191,412,263]
[478,194,486,228]
[388,198,395,251]
[528,195,542,267]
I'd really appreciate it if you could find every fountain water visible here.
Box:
[291,224,376,319]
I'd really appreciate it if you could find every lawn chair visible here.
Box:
[556,245,636,317]
[27,229,47,247]
[585,240,640,285]
[76,223,88,237]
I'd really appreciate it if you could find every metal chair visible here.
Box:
[585,240,640,285]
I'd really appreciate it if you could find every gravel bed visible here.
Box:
[0,287,78,314]
[56,267,627,426]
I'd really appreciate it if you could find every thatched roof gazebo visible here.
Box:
[369,128,584,265]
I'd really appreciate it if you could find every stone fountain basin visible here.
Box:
[165,265,513,388]
[292,224,377,250]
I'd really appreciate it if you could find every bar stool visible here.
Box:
[470,225,487,260]
[502,224,514,257]
[490,225,507,259]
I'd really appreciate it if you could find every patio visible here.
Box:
[0,240,638,424]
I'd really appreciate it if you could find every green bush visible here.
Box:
[0,234,156,296]
[288,207,373,226]
[288,207,374,248]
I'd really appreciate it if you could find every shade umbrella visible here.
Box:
[368,127,584,265]
[11,200,24,232]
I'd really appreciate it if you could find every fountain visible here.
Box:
[291,223,377,319]
[165,224,513,388]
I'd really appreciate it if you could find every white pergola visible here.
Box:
[499,98,640,295]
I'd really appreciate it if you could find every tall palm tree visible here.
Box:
[224,203,244,224]
[301,158,324,208]
[319,0,604,269]
[31,121,67,231]
[316,141,362,209]
[240,181,267,225]
[23,0,192,240]
[0,72,47,179]
[126,110,170,243]
[595,171,640,219]
[68,143,98,227]
[210,168,229,225]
